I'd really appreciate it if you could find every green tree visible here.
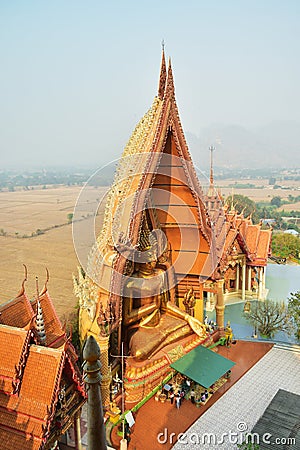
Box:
[272,233,300,259]
[244,300,292,338]
[288,291,300,341]
[270,196,282,207]
[226,194,256,218]
[67,213,74,223]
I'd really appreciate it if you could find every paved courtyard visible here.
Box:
[173,343,300,450]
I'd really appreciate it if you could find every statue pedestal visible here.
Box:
[124,333,213,405]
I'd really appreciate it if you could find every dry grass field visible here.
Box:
[0,186,107,319]
[217,178,300,202]
[0,178,299,320]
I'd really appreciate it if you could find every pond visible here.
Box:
[206,264,300,344]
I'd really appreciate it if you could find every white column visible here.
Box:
[262,266,266,291]
[236,264,240,291]
[242,263,246,301]
[258,267,263,299]
[206,292,211,310]
[248,267,252,291]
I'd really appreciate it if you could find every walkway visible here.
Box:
[173,343,300,450]
[110,340,273,450]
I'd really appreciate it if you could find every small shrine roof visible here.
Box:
[31,291,66,348]
[0,293,34,328]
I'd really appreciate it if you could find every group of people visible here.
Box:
[204,316,217,333]
[163,383,185,409]
[189,387,209,404]
[162,376,212,409]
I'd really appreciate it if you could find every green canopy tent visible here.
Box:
[170,345,235,388]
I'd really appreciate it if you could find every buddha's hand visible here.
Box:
[186,315,206,337]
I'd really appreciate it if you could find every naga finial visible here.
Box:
[40,267,50,295]
[17,264,28,298]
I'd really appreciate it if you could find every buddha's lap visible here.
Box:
[128,313,192,356]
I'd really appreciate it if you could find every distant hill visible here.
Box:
[186,121,300,169]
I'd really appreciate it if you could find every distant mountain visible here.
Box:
[186,121,300,169]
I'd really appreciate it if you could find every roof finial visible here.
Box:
[40,267,50,296]
[209,145,215,187]
[165,57,175,99]
[35,277,46,345]
[158,41,167,100]
[230,187,235,212]
[17,264,28,297]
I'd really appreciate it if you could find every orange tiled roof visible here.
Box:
[245,224,260,255]
[256,230,272,260]
[0,337,65,448]
[0,293,34,328]
[31,291,65,348]
[218,209,271,269]
[0,428,41,450]
[0,286,86,450]
[0,326,30,394]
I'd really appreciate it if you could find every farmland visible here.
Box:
[0,186,107,319]
[0,177,299,320]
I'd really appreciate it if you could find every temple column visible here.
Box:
[262,267,266,291]
[258,267,263,300]
[98,335,111,408]
[236,264,240,291]
[248,267,252,291]
[206,292,211,310]
[74,410,82,450]
[215,280,225,329]
[242,263,246,301]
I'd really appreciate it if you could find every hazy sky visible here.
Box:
[1,0,300,168]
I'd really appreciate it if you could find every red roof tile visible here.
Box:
[245,224,260,254]
[31,292,65,348]
[0,326,29,394]
[254,229,272,262]
[0,294,34,329]
[0,427,41,450]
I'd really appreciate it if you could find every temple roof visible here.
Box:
[86,51,212,327]
[0,292,34,328]
[0,282,86,450]
[217,209,272,272]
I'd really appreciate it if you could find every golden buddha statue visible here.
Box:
[123,253,207,361]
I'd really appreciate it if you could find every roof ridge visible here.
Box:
[158,47,167,100]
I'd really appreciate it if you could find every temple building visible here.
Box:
[0,270,86,450]
[204,146,272,312]
[74,50,272,405]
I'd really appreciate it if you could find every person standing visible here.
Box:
[169,391,174,405]
[190,389,195,404]
[175,394,181,409]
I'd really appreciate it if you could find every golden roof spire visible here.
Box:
[158,41,167,100]
[35,277,46,345]
[209,145,215,187]
[166,56,175,99]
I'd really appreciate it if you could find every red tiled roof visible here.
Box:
[0,427,42,450]
[0,287,86,450]
[219,211,271,268]
[0,326,30,394]
[223,228,238,255]
[245,224,260,254]
[0,342,65,448]
[31,292,65,348]
[0,294,34,328]
[253,229,272,263]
